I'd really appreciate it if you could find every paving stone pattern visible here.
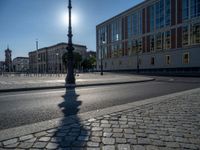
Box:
[0,91,200,149]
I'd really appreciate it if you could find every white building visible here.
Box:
[13,57,29,72]
[29,42,87,73]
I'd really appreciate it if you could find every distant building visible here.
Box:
[5,47,12,72]
[86,51,96,58]
[29,42,87,73]
[0,61,5,72]
[13,57,29,72]
[96,0,200,73]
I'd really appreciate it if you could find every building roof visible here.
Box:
[29,42,87,54]
[13,57,29,60]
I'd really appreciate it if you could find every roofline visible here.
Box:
[29,42,87,54]
[96,0,155,27]
[13,57,29,59]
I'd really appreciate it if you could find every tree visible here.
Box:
[81,56,96,72]
[62,52,82,70]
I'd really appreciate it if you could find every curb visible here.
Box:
[0,87,199,141]
[0,78,155,93]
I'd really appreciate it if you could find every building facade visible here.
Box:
[0,61,5,72]
[4,48,12,72]
[13,57,29,72]
[29,42,87,73]
[96,0,200,72]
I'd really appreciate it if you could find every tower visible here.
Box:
[5,46,12,72]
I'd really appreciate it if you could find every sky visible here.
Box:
[0,0,143,61]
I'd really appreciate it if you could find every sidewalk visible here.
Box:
[0,73,154,92]
[0,88,200,149]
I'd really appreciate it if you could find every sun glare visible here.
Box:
[61,11,79,27]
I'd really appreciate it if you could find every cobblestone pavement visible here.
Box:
[0,90,200,149]
[0,73,152,90]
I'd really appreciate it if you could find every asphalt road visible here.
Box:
[0,76,200,130]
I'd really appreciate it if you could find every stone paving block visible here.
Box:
[127,139,137,144]
[112,124,120,128]
[175,137,189,143]
[38,137,51,142]
[103,132,112,137]
[103,128,112,132]
[46,129,57,133]
[92,131,102,137]
[90,137,101,143]
[3,138,18,146]
[148,134,160,140]
[136,132,147,137]
[116,138,127,144]
[87,148,100,150]
[19,134,34,141]
[124,133,136,139]
[102,145,115,150]
[101,120,109,124]
[25,137,37,143]
[80,130,90,136]
[32,142,47,148]
[60,141,71,147]
[102,138,115,145]
[146,145,160,150]
[101,124,111,128]
[151,139,165,147]
[180,143,199,150]
[132,145,146,150]
[165,142,180,148]
[113,128,123,133]
[4,143,18,148]
[120,125,129,128]
[124,129,134,134]
[34,131,47,137]
[18,142,33,149]
[91,127,102,131]
[87,141,99,147]
[65,136,76,141]
[189,138,200,144]
[160,136,174,142]
[72,141,86,147]
[112,133,123,138]
[117,144,131,150]
[78,135,89,141]
[56,132,66,137]
[138,138,151,145]
[92,123,100,127]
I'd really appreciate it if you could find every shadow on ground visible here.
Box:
[54,87,88,149]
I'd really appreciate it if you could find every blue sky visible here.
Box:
[0,0,143,61]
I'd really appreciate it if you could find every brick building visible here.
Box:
[96,0,200,73]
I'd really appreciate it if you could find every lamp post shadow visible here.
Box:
[54,87,88,149]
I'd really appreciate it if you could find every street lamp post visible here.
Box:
[36,39,39,75]
[100,36,103,76]
[136,40,140,73]
[56,53,59,75]
[66,0,75,86]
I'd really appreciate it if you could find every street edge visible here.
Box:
[0,78,155,93]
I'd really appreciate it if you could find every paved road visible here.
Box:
[0,76,200,130]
